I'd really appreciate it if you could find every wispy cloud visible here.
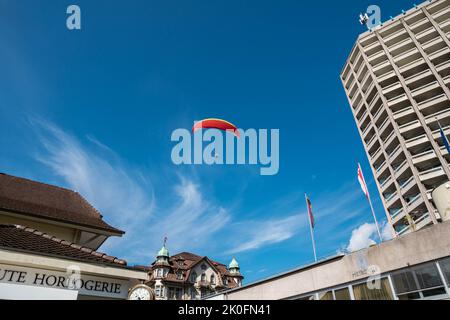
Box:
[30,118,232,262]
[226,214,305,254]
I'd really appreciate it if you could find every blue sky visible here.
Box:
[0,0,416,283]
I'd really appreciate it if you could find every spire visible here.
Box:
[157,237,169,258]
[229,257,240,273]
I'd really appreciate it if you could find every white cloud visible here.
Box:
[30,118,230,262]
[346,222,394,252]
[226,214,305,254]
[346,223,377,252]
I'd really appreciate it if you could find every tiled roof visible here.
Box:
[0,225,127,267]
[147,251,242,287]
[0,173,123,235]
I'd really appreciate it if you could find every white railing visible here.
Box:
[411,81,438,95]
[385,192,397,202]
[371,147,382,159]
[400,176,415,189]
[393,106,413,117]
[394,160,408,173]
[376,161,387,173]
[418,93,446,106]
[414,213,430,225]
[391,208,404,220]
[407,194,422,207]
[387,93,407,104]
[397,225,410,235]
[412,149,434,160]
[399,119,419,130]
[380,177,391,188]
[389,145,401,158]
[383,131,396,144]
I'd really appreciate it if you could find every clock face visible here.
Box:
[128,286,153,300]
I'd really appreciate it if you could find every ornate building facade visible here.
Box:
[144,244,243,300]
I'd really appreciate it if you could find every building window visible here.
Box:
[190,272,197,282]
[352,278,393,300]
[438,258,450,286]
[155,285,161,297]
[201,273,206,282]
[157,268,163,277]
[318,291,333,300]
[210,274,216,285]
[177,271,183,280]
[391,262,446,300]
[191,288,197,300]
[334,287,351,300]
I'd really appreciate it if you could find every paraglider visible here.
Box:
[192,118,240,138]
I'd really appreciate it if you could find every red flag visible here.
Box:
[357,163,369,200]
[305,194,315,229]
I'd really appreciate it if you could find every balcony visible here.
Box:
[432,5,450,23]
[370,146,382,160]
[392,208,407,225]
[410,81,441,97]
[390,207,404,220]
[366,135,378,149]
[375,161,387,174]
[404,69,433,85]
[414,213,432,230]
[418,94,447,111]
[378,70,396,83]
[388,145,403,161]
[419,165,446,182]
[399,119,421,134]
[406,194,424,211]
[386,192,400,208]
[387,93,408,108]
[397,224,412,236]
[382,81,402,96]
[400,176,416,195]
[393,106,415,120]
[412,149,436,165]
[361,123,373,137]
[380,176,392,189]
[425,109,450,126]
[378,117,391,135]
[393,160,409,176]
[429,47,450,62]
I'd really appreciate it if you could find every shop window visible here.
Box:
[391,262,446,300]
[318,291,333,300]
[438,258,450,286]
[334,287,351,300]
[352,278,393,300]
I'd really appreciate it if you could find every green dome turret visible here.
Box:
[157,246,169,258]
[229,257,239,270]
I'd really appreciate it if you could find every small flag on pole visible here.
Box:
[357,164,369,200]
[357,163,382,242]
[305,195,315,228]
[437,119,450,155]
[304,193,317,262]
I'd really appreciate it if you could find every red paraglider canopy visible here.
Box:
[192,118,240,137]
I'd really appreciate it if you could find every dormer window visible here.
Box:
[157,268,163,277]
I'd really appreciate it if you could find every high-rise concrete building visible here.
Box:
[341,0,450,237]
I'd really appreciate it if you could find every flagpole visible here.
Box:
[358,163,383,242]
[305,193,317,262]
